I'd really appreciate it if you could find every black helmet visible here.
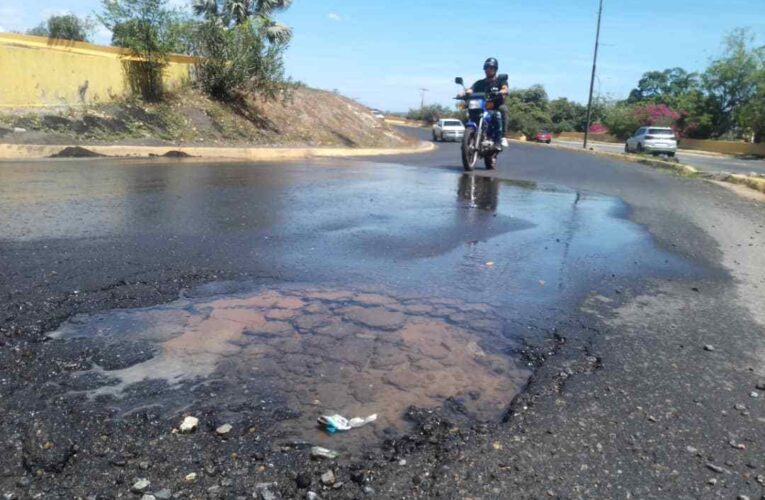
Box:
[483,57,499,70]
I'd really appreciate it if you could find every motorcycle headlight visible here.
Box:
[468,100,482,110]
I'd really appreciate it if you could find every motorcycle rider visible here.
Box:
[465,57,509,150]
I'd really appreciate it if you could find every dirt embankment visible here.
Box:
[0,87,415,150]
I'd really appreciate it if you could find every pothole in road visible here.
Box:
[50,286,530,447]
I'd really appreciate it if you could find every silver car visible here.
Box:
[625,126,677,156]
[432,119,465,142]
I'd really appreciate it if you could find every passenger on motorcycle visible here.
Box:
[465,57,509,150]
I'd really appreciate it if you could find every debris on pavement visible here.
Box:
[179,416,199,433]
[131,478,151,493]
[311,446,339,459]
[215,423,232,436]
[317,413,377,433]
[703,344,716,352]
[321,470,336,485]
[255,482,279,500]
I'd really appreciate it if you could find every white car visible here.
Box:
[625,127,677,156]
[432,119,465,142]
[370,109,385,120]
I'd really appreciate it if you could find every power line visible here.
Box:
[419,88,429,108]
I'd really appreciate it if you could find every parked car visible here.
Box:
[370,109,385,120]
[530,130,552,144]
[625,127,677,156]
[432,119,465,142]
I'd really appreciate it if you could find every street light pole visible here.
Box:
[420,88,429,109]
[583,0,604,149]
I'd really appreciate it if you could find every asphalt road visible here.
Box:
[553,138,765,176]
[1,132,764,499]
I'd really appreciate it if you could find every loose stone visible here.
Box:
[131,479,151,493]
[706,463,725,474]
[255,482,278,500]
[154,489,172,500]
[216,424,232,436]
[321,470,335,485]
[179,416,199,433]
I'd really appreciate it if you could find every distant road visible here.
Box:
[553,139,765,176]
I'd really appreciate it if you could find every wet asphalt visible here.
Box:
[1,129,764,499]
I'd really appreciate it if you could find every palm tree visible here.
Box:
[191,0,291,43]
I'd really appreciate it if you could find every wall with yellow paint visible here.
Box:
[0,33,196,108]
[677,138,765,157]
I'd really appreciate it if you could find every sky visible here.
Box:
[2,0,764,111]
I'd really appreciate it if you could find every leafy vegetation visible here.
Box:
[406,104,461,123]
[99,0,181,101]
[27,14,93,41]
[494,28,764,142]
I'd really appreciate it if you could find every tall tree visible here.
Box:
[191,0,291,43]
[628,67,701,108]
[27,14,93,41]
[703,28,764,137]
[549,98,587,132]
[100,0,180,100]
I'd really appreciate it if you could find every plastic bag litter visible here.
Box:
[317,413,377,433]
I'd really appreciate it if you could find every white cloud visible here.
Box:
[327,12,343,22]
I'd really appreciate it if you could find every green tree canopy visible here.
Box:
[191,0,292,43]
[703,28,764,137]
[99,0,181,100]
[27,14,93,41]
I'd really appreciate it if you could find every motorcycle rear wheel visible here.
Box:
[462,128,479,171]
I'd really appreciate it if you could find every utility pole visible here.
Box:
[419,88,429,108]
[583,0,604,149]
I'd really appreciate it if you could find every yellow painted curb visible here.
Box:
[0,141,435,161]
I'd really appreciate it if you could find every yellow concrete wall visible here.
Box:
[0,32,195,108]
[678,138,765,156]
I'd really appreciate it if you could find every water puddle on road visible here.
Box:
[51,286,529,448]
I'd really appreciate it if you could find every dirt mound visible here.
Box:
[1,88,415,149]
[49,146,105,158]
[149,150,193,158]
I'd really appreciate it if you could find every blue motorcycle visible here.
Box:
[454,74,508,171]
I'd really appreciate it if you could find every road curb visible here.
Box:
[0,141,436,162]
[717,172,765,195]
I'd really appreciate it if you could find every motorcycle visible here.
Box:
[454,74,508,172]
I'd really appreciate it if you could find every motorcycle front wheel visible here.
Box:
[461,128,479,171]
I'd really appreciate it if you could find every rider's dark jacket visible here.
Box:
[470,77,507,106]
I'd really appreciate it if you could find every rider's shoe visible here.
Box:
[501,138,509,148]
